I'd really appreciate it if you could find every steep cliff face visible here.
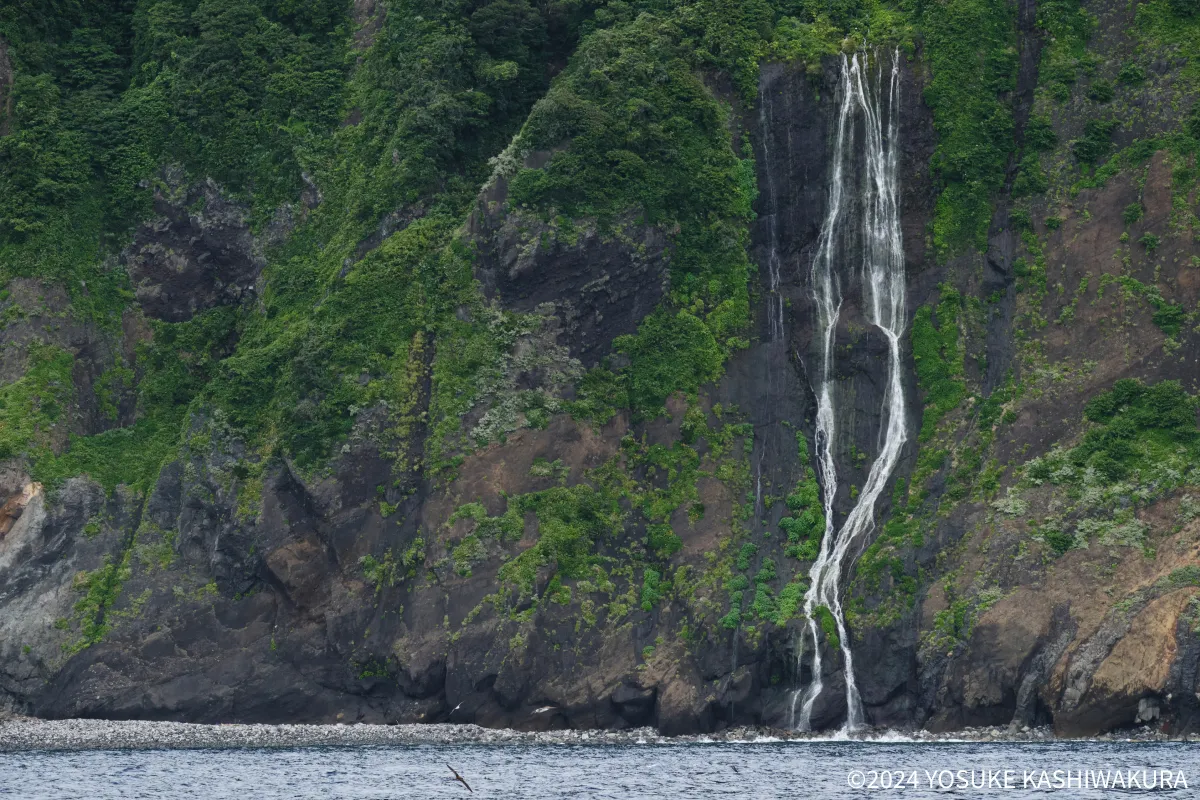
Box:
[2,0,1200,738]
[748,53,937,729]
[848,0,1200,737]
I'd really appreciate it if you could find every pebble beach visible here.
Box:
[0,716,1188,752]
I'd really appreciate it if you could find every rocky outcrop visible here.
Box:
[470,156,671,368]
[351,0,386,52]
[122,171,265,322]
[0,405,761,732]
[0,480,41,539]
[0,476,123,715]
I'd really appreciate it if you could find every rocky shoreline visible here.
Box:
[0,718,1190,752]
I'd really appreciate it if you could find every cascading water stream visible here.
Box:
[758,84,786,343]
[791,49,908,733]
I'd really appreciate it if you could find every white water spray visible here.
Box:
[791,49,907,732]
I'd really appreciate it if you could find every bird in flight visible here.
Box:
[447,764,473,793]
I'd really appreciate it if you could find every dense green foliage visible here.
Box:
[137,0,351,213]
[0,0,1108,494]
[0,0,618,482]
[911,286,966,440]
[918,0,1016,255]
[496,485,625,598]
[506,6,765,418]
[812,603,840,647]
[1037,0,1095,102]
[1073,379,1197,482]
[1072,120,1117,164]
[779,432,823,560]
[0,342,75,460]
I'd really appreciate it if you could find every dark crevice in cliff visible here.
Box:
[981,0,1043,395]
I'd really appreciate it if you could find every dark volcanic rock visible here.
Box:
[122,172,265,322]
[751,51,936,730]
[470,158,671,367]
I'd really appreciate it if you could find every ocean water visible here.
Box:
[2,739,1197,799]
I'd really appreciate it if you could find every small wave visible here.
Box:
[0,718,1178,753]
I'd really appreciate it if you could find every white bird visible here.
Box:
[533,706,555,714]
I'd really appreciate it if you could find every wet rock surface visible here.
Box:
[751,51,936,733]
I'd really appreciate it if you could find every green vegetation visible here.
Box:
[95,365,134,422]
[1117,62,1146,84]
[911,286,966,440]
[614,312,727,418]
[736,542,759,572]
[1019,380,1200,552]
[1106,275,1184,338]
[495,484,626,599]
[920,0,1017,255]
[776,578,808,622]
[639,568,663,611]
[1087,79,1113,104]
[1072,120,1117,164]
[646,523,683,558]
[1036,0,1095,103]
[360,538,425,592]
[0,342,75,460]
[812,604,840,648]
[1139,0,1200,74]
[1074,133,1194,192]
[1024,115,1057,152]
[1076,379,1196,480]
[63,552,132,654]
[1012,152,1049,197]
[926,584,1002,652]
[780,432,823,561]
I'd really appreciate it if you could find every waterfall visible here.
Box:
[758,83,786,342]
[792,49,907,732]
